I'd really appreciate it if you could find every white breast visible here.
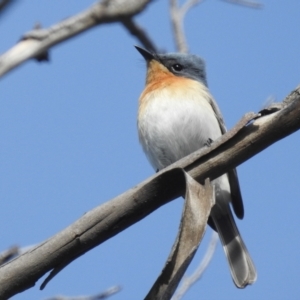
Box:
[138,85,222,171]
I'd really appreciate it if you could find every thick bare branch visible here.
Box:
[0,0,154,79]
[0,86,299,299]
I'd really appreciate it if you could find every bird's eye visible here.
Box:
[172,64,183,72]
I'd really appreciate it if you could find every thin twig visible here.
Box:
[44,285,121,300]
[172,231,218,300]
[121,17,157,52]
[0,0,14,15]
[0,244,37,266]
[0,246,19,266]
[222,0,263,9]
[169,0,203,53]
[181,0,202,16]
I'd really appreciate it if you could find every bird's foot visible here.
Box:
[204,138,213,147]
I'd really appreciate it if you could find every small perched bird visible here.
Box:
[135,46,256,288]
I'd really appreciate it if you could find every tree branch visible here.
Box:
[0,246,19,266]
[121,18,157,53]
[172,231,218,300]
[169,0,203,53]
[145,176,214,299]
[44,285,121,300]
[222,0,263,9]
[0,86,299,299]
[0,0,154,79]
[0,0,15,16]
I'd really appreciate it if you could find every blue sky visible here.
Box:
[1,1,300,299]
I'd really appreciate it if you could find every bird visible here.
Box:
[135,46,257,288]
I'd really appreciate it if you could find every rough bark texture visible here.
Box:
[0,0,154,78]
[0,86,299,300]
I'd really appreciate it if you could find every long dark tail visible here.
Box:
[211,199,257,288]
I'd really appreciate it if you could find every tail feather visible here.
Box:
[211,200,257,288]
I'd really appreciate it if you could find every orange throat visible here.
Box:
[145,60,173,84]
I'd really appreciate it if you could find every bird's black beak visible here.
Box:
[135,46,155,61]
